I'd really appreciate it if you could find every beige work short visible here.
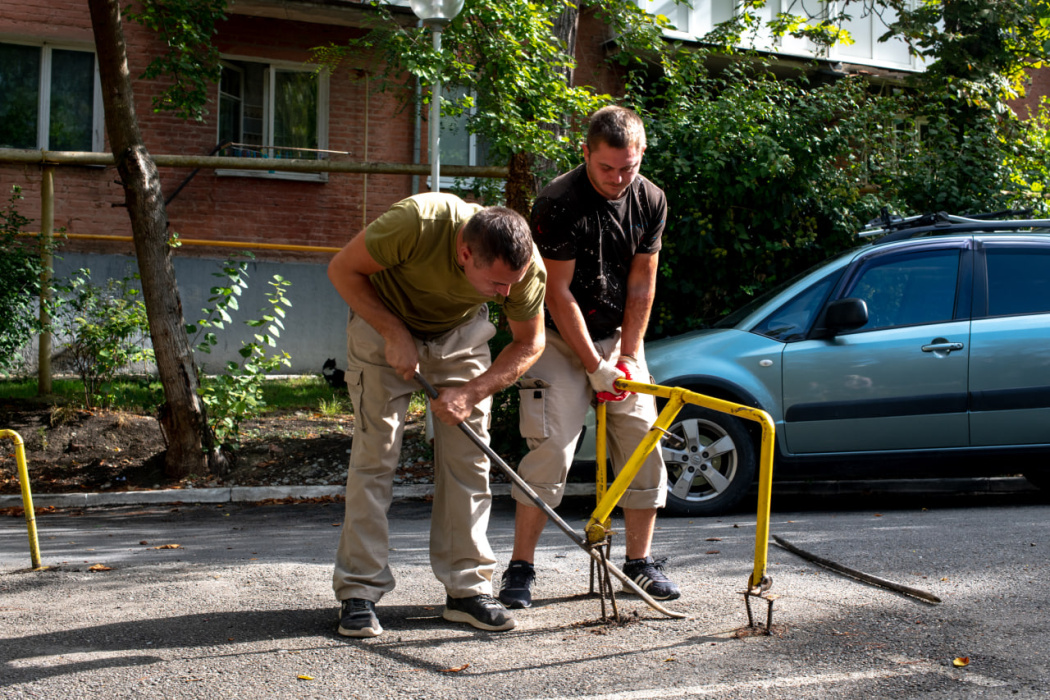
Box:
[512,329,667,510]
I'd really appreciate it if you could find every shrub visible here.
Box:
[188,256,292,447]
[0,186,54,374]
[51,269,154,407]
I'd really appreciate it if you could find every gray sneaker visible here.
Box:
[442,594,516,631]
[338,598,382,638]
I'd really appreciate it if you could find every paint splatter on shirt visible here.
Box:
[531,164,666,340]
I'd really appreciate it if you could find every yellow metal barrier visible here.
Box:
[586,379,776,595]
[1,430,43,569]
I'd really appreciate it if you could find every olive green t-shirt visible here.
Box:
[365,193,546,336]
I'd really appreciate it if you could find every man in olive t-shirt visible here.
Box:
[327,193,546,637]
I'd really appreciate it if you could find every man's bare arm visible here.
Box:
[618,251,659,361]
[431,313,546,425]
[543,258,602,373]
[327,231,418,379]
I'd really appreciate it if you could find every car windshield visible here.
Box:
[713,249,858,330]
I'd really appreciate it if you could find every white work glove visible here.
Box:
[586,358,626,395]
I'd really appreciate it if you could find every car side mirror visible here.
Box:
[824,297,868,335]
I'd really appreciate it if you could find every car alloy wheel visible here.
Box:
[660,404,757,517]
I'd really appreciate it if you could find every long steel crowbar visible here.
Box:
[415,372,685,620]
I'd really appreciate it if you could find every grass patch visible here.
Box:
[0,374,430,417]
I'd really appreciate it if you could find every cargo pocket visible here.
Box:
[343,367,365,433]
[517,378,551,440]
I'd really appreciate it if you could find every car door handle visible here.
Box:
[921,341,964,353]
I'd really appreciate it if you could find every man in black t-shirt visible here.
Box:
[499,106,680,609]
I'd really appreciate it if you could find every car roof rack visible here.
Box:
[858,208,1050,244]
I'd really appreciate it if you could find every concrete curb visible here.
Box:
[0,477,1036,510]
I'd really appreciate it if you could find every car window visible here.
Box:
[752,273,838,341]
[985,247,1050,316]
[845,249,960,331]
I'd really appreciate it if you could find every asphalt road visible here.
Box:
[2,488,1048,699]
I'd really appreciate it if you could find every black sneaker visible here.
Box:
[622,556,681,601]
[442,594,516,631]
[338,598,382,638]
[498,560,536,609]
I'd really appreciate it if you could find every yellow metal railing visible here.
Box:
[1,430,43,569]
[587,378,776,594]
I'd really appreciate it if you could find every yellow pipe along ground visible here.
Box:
[1,429,43,569]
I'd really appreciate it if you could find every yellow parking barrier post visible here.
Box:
[588,402,620,619]
[583,378,777,630]
[1,430,43,569]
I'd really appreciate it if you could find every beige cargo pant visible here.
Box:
[512,329,667,510]
[333,306,496,603]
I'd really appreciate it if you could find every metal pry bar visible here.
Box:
[415,373,685,619]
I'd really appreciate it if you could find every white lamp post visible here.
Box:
[410,0,465,192]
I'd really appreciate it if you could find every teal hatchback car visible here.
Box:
[578,213,1050,516]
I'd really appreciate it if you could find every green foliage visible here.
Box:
[633,69,884,331]
[875,0,1050,108]
[124,0,227,121]
[630,55,1050,334]
[312,0,619,190]
[51,269,154,408]
[187,256,292,447]
[0,186,52,374]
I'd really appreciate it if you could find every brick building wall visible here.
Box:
[0,1,424,265]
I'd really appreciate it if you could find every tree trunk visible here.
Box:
[532,2,581,194]
[87,0,223,478]
[505,152,534,219]
[505,3,581,212]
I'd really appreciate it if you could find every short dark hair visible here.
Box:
[586,105,646,152]
[462,206,533,270]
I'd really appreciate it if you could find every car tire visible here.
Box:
[1023,471,1050,492]
[660,404,757,517]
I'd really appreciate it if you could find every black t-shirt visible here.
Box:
[530,164,666,340]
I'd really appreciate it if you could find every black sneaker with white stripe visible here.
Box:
[622,556,681,601]
[338,598,382,638]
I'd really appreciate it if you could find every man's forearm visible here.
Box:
[546,293,602,372]
[619,291,654,359]
[465,331,545,403]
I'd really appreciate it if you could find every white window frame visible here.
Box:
[0,38,105,152]
[636,0,928,73]
[216,56,330,183]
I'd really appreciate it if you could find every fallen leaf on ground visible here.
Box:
[953,657,970,667]
[88,564,111,571]
[297,675,314,680]
[706,550,721,555]
[440,664,470,673]
[705,537,722,542]
[149,544,181,550]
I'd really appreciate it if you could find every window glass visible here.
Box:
[752,273,837,341]
[218,60,322,162]
[439,84,492,168]
[846,249,960,331]
[986,247,1050,316]
[273,70,318,159]
[0,42,97,151]
[218,65,243,145]
[0,43,41,149]
[49,49,95,151]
